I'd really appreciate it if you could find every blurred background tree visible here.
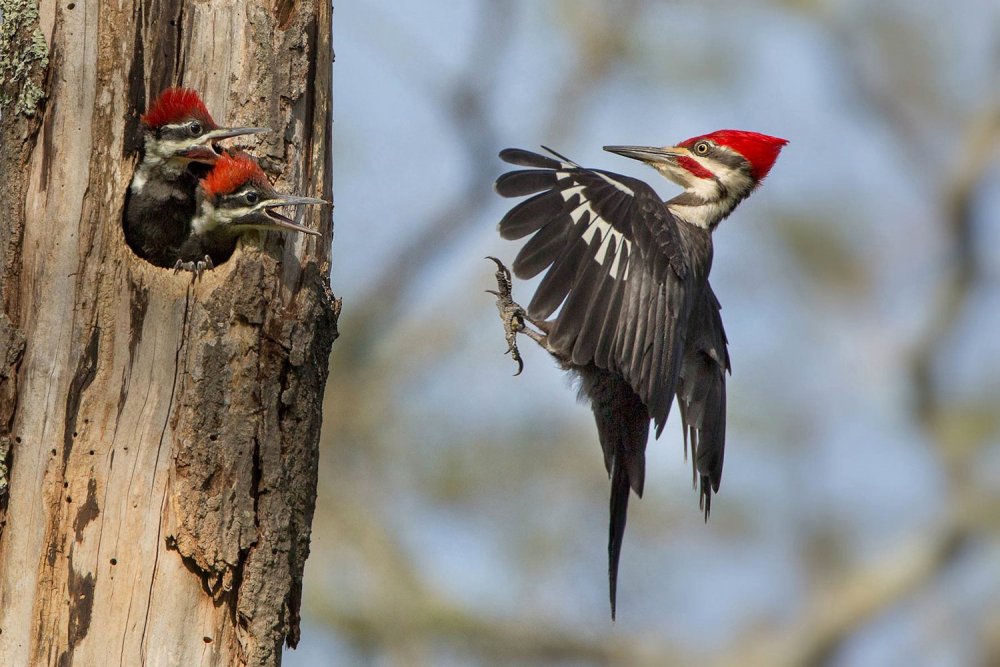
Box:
[292,1,999,664]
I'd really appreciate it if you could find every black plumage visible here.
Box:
[174,222,241,268]
[494,148,729,619]
[677,284,730,516]
[123,163,211,268]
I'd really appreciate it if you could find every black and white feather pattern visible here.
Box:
[496,147,711,438]
[495,147,729,617]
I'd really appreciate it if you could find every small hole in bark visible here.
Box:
[67,2,75,8]
[203,636,213,644]
[63,482,69,488]
[65,496,72,503]
[14,436,21,443]
[110,558,117,566]
[209,434,218,442]
[89,450,95,455]
[72,431,78,438]
[50,449,57,456]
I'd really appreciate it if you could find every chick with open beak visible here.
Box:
[175,151,326,275]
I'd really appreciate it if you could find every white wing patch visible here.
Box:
[596,171,635,195]
[558,175,633,279]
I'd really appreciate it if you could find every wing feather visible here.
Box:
[677,283,730,516]
[495,169,558,198]
[512,209,572,278]
[498,190,565,240]
[648,285,669,427]
[572,252,615,365]
[528,237,586,319]
[499,147,563,169]
[594,271,626,372]
[549,235,605,353]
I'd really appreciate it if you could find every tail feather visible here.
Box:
[574,364,650,619]
[608,460,630,621]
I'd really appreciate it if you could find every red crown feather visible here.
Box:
[200,152,271,197]
[141,87,216,129]
[681,130,788,182]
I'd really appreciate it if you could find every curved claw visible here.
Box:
[486,256,529,376]
[485,255,512,282]
[510,350,524,376]
[173,255,215,280]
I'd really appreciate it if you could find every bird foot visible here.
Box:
[173,255,214,279]
[485,256,548,376]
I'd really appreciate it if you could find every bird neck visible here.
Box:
[192,195,246,239]
[132,131,196,191]
[191,194,218,236]
[130,153,190,196]
[666,176,755,230]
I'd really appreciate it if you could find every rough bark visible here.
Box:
[0,1,337,666]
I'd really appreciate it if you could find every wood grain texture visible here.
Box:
[0,1,337,665]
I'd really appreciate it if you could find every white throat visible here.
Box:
[667,199,733,229]
[662,158,755,229]
[192,199,217,236]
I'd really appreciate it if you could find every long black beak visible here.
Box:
[603,145,686,165]
[205,126,269,141]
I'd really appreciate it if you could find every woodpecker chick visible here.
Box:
[492,130,787,619]
[175,151,324,274]
[124,87,267,267]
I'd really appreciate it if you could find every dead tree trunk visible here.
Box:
[0,1,337,665]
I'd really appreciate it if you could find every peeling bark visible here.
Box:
[0,1,336,666]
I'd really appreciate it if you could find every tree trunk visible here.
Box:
[0,2,338,665]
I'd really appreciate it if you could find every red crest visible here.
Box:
[141,88,216,129]
[201,152,271,197]
[681,130,788,181]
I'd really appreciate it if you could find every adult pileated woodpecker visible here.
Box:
[124,88,266,268]
[177,151,324,274]
[491,130,787,619]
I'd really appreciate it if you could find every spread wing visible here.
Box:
[677,282,730,517]
[495,147,699,435]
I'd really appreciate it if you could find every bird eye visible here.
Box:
[245,191,259,205]
[189,121,203,136]
[694,141,711,155]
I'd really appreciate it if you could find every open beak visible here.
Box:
[180,145,222,163]
[255,194,328,235]
[603,144,689,166]
[180,127,269,163]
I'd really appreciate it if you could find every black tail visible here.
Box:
[608,456,631,621]
[575,364,650,620]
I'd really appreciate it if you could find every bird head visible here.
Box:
[194,151,326,237]
[605,130,788,229]
[140,88,267,166]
